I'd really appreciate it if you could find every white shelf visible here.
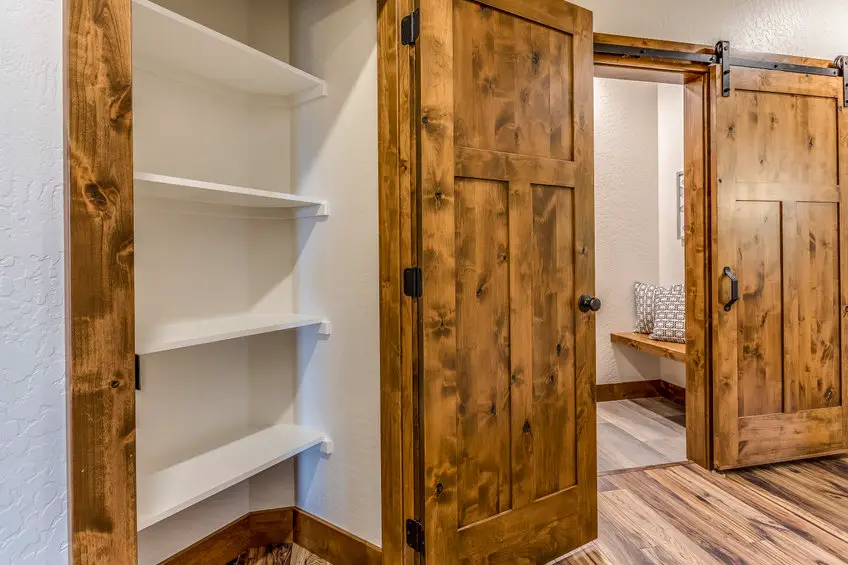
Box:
[134,173,329,217]
[137,313,329,355]
[132,0,327,100]
[137,424,326,530]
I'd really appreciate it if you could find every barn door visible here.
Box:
[416,0,596,562]
[713,66,848,469]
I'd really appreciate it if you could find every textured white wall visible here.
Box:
[584,0,848,61]
[594,78,661,384]
[657,84,686,388]
[0,0,67,563]
[291,0,381,546]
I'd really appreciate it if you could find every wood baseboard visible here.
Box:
[160,507,380,565]
[596,379,685,406]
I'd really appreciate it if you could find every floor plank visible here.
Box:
[597,398,686,473]
[554,456,848,565]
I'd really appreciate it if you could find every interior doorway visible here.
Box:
[594,77,689,474]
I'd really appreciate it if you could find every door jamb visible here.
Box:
[66,0,138,563]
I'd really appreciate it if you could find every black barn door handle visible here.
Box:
[723,266,738,312]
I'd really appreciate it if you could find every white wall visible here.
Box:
[0,0,67,563]
[584,0,848,61]
[594,78,661,385]
[657,84,686,388]
[291,0,381,546]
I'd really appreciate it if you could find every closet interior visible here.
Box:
[594,77,688,474]
[131,1,336,561]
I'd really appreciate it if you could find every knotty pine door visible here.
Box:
[713,67,848,469]
[416,0,597,562]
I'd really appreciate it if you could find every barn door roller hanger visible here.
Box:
[594,41,848,106]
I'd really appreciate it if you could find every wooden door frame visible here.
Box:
[377,25,841,565]
[594,34,716,472]
[66,0,138,563]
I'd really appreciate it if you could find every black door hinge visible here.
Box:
[716,40,731,97]
[837,56,848,108]
[403,267,422,298]
[135,354,141,391]
[401,9,420,46]
[406,519,424,554]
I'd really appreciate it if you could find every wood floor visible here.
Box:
[597,398,686,473]
[558,456,848,564]
[230,544,329,565]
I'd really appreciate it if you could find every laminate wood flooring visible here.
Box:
[597,398,686,474]
[231,544,329,565]
[557,456,848,564]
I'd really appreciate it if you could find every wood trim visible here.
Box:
[594,33,713,81]
[294,508,383,565]
[596,380,685,406]
[684,73,713,470]
[160,509,292,565]
[160,507,381,565]
[66,0,138,563]
[378,0,418,563]
[610,332,685,363]
[593,33,838,84]
[657,380,686,406]
[377,0,403,564]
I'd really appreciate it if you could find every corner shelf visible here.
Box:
[134,173,329,218]
[137,313,330,355]
[132,0,327,101]
[137,424,327,530]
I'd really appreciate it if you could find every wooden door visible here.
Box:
[713,67,848,469]
[417,0,596,562]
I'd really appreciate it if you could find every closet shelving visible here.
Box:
[136,312,330,355]
[138,424,327,530]
[134,173,329,219]
[132,0,329,545]
[132,0,326,101]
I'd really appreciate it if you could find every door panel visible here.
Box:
[714,67,848,469]
[418,0,596,562]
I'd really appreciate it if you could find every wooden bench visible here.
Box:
[610,332,685,363]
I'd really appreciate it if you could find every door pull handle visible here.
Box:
[723,266,738,312]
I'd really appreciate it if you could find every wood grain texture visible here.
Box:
[713,67,848,469]
[67,0,137,562]
[683,72,712,470]
[377,0,416,563]
[596,380,685,406]
[419,0,459,561]
[558,457,848,565]
[597,399,686,474]
[162,509,293,565]
[419,0,596,561]
[609,333,685,363]
[293,509,382,565]
[455,178,511,527]
[160,508,380,565]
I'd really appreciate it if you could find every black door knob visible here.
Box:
[578,294,602,313]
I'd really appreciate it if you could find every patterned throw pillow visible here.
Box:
[634,282,656,334]
[650,284,686,344]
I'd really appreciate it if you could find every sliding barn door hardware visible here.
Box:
[401,8,419,46]
[595,40,842,100]
[593,42,718,65]
[716,41,731,97]
[837,56,848,107]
